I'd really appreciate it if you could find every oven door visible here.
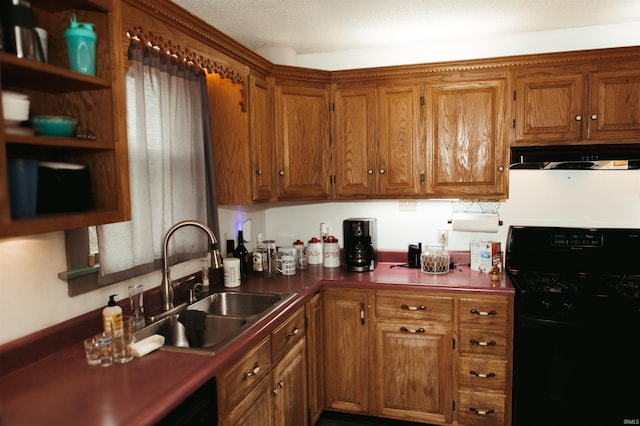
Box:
[513,313,638,426]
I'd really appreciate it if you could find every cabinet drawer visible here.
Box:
[272,307,305,363]
[458,329,508,358]
[217,336,272,414]
[457,390,506,426]
[458,357,507,391]
[459,298,509,328]
[376,292,453,322]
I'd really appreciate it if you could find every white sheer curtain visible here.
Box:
[97,48,208,277]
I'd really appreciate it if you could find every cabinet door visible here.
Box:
[250,74,275,202]
[273,337,308,426]
[374,322,453,424]
[323,288,369,414]
[306,293,325,424]
[209,74,251,204]
[220,375,275,426]
[588,69,640,141]
[275,85,330,200]
[514,72,585,143]
[333,85,377,198]
[377,84,422,196]
[425,76,508,198]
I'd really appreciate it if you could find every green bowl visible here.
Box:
[32,115,78,137]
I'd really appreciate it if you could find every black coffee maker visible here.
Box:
[343,218,376,272]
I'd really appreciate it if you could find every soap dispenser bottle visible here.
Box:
[103,294,123,336]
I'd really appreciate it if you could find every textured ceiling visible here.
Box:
[171,0,640,55]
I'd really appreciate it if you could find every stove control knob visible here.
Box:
[562,302,574,312]
[541,300,552,310]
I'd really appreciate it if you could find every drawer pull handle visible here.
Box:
[285,326,300,339]
[469,407,495,416]
[469,370,496,378]
[242,363,260,380]
[470,309,497,316]
[401,304,426,311]
[400,326,425,334]
[470,339,496,346]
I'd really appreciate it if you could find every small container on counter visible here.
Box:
[307,237,323,264]
[293,239,307,269]
[323,236,340,268]
[421,245,450,274]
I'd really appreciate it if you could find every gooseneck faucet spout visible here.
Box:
[161,220,223,312]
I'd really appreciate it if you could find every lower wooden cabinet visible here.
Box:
[305,293,325,424]
[217,307,308,426]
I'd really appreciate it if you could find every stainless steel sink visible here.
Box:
[135,314,247,350]
[136,291,296,354]
[188,291,291,317]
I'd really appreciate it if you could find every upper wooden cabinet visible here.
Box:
[274,82,331,200]
[424,71,509,199]
[514,56,640,145]
[0,0,130,238]
[333,82,422,198]
[250,74,275,202]
[377,84,423,197]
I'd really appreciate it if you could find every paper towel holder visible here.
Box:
[447,200,503,226]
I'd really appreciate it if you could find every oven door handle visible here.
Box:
[521,315,589,328]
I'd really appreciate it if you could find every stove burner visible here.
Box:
[520,272,580,295]
[601,274,640,298]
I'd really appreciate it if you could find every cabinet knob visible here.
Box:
[279,170,285,176]
[367,169,374,175]
[497,166,504,172]
[242,363,260,380]
[590,114,598,120]
[256,168,262,176]
[575,115,582,121]
[379,168,385,174]
[285,326,299,339]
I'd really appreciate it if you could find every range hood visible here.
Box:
[510,144,640,170]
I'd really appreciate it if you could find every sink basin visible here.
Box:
[189,291,292,317]
[136,291,296,354]
[135,314,246,351]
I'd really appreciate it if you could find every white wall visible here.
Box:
[2,24,640,345]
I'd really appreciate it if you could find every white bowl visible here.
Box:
[2,91,30,124]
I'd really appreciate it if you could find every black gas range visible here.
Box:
[505,226,640,426]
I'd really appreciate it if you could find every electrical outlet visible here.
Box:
[437,229,448,246]
[399,200,417,211]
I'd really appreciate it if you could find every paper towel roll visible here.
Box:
[450,212,500,233]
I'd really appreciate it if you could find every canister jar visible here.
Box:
[293,240,308,269]
[307,237,323,264]
[421,245,450,274]
[323,236,340,268]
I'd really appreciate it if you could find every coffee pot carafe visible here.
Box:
[1,0,45,62]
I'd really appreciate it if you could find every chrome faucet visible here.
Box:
[161,220,222,311]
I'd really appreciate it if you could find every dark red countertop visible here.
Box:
[0,252,513,425]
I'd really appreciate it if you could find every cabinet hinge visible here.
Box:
[420,96,425,106]
[329,102,334,111]
[453,400,456,411]
[420,172,425,183]
[513,90,516,101]
[452,338,456,349]
[512,118,516,129]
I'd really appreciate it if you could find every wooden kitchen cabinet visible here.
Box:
[323,287,370,414]
[274,81,331,200]
[424,72,509,199]
[456,295,513,426]
[333,84,377,198]
[376,83,423,197]
[0,0,130,238]
[514,56,640,145]
[333,82,422,198]
[210,70,275,205]
[373,291,454,424]
[305,292,325,424]
[218,308,308,426]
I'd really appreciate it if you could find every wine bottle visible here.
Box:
[233,230,249,280]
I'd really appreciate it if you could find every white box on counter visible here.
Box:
[470,240,501,272]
